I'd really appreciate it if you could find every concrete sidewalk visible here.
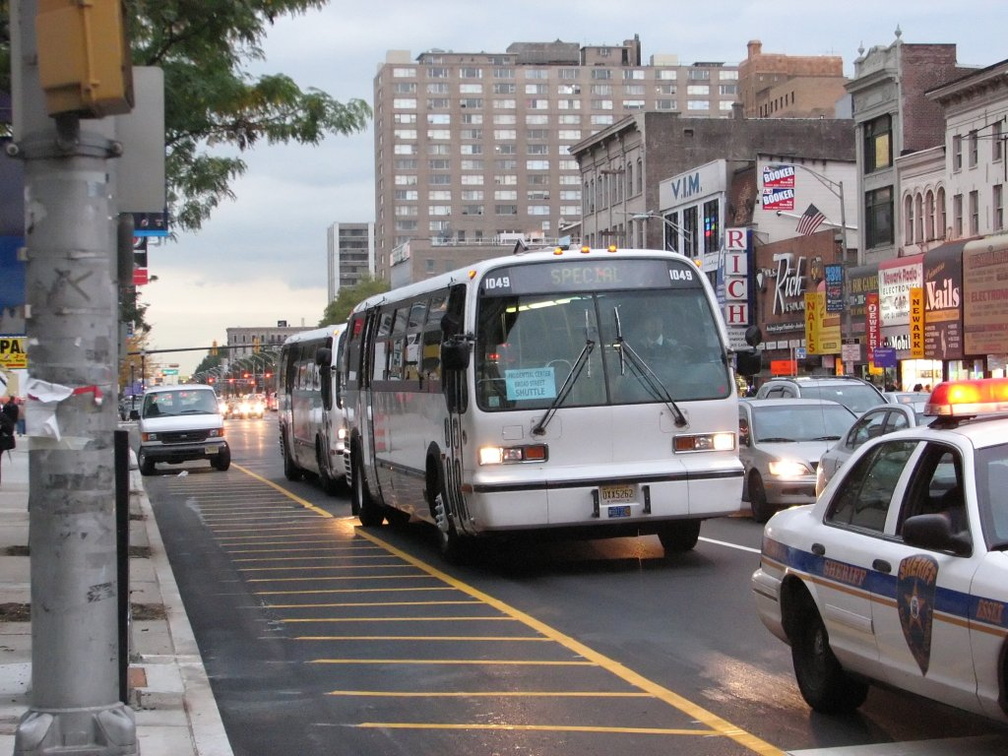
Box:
[0,442,233,755]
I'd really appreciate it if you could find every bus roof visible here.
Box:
[347,246,703,317]
[280,322,347,348]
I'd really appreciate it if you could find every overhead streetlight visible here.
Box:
[629,211,693,249]
[774,162,859,363]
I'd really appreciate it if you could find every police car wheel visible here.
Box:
[791,596,868,714]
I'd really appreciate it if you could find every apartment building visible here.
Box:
[738,39,849,119]
[846,35,974,265]
[326,222,375,302]
[372,35,740,285]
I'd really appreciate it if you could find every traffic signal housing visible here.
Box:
[35,0,135,118]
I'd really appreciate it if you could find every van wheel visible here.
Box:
[354,454,384,527]
[138,449,156,476]
[282,433,302,481]
[212,445,231,471]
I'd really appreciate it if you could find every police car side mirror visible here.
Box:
[902,513,971,557]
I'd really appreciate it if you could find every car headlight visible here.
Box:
[768,459,812,478]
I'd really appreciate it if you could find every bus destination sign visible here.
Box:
[481,258,700,296]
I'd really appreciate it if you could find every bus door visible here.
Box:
[439,285,471,533]
[359,307,386,505]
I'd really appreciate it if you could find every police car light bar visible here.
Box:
[924,378,1008,418]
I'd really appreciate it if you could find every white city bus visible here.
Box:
[277,323,349,494]
[343,246,757,559]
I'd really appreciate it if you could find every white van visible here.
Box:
[135,384,230,475]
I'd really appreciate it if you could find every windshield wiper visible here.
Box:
[811,435,842,441]
[613,307,688,427]
[757,437,796,443]
[532,337,595,436]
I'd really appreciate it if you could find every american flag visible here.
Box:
[796,203,826,236]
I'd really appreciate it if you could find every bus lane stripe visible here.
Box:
[229,463,782,755]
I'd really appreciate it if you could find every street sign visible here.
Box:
[795,346,807,359]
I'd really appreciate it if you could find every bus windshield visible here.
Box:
[475,287,731,411]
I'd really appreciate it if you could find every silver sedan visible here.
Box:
[816,401,928,495]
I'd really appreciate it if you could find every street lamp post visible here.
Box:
[776,164,859,371]
[630,211,692,253]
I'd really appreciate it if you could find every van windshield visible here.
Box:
[143,390,219,418]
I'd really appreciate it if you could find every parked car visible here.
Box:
[816,400,930,495]
[885,390,931,411]
[136,384,229,475]
[739,398,857,523]
[752,377,1008,722]
[755,375,887,415]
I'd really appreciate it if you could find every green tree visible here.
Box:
[320,275,390,326]
[0,1,371,229]
[126,0,371,232]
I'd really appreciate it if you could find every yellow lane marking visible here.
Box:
[256,586,455,596]
[232,555,395,563]
[229,552,417,564]
[252,577,444,592]
[357,722,720,736]
[233,560,411,564]
[247,572,423,582]
[266,600,482,609]
[330,690,649,697]
[313,659,594,666]
[297,636,550,642]
[232,463,334,517]
[356,528,784,756]
[282,616,518,623]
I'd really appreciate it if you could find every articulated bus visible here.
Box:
[277,323,349,494]
[343,246,757,560]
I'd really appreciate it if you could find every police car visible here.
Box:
[752,378,1008,720]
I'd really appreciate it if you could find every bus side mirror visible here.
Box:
[315,347,332,367]
[736,350,762,377]
[441,340,471,371]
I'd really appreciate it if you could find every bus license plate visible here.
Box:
[607,504,631,518]
[600,484,634,502]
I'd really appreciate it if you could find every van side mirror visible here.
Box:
[129,409,139,421]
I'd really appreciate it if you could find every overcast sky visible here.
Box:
[144,0,1006,376]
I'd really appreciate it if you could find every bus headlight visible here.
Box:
[478,444,549,465]
[673,432,735,452]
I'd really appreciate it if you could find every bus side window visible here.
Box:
[388,307,408,381]
[422,290,449,379]
[404,299,427,382]
[372,310,394,383]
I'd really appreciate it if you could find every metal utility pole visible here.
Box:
[11,0,138,753]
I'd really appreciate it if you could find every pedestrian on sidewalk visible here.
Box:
[0,405,15,485]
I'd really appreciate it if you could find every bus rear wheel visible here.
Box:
[354,454,384,527]
[657,520,701,554]
[316,439,341,495]
[282,432,302,482]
